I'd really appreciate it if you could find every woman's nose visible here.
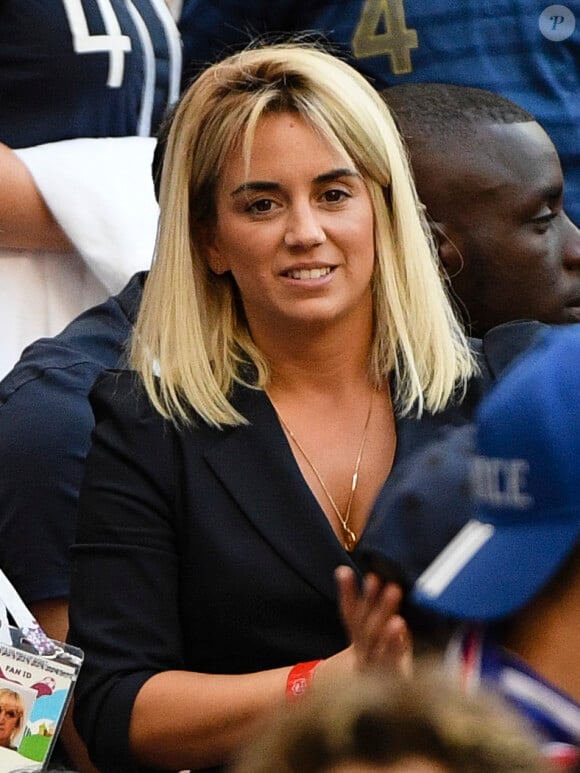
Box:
[284,203,326,249]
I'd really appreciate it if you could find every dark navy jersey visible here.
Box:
[179,0,580,225]
[0,0,182,146]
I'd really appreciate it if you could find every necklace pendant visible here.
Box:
[343,526,357,552]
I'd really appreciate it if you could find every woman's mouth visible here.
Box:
[283,266,333,280]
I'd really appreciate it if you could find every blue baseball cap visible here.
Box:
[413,326,580,622]
[357,423,476,589]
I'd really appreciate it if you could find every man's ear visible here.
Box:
[430,221,465,279]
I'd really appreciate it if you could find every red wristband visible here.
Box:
[286,659,323,701]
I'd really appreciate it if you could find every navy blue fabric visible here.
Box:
[179,0,580,225]
[0,272,145,607]
[0,0,182,145]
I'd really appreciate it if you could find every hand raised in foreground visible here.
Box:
[316,565,412,684]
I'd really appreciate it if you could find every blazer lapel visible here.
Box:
[203,387,355,604]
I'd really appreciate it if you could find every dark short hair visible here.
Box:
[382,83,535,144]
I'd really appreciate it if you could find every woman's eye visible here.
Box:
[247,198,274,214]
[323,188,349,203]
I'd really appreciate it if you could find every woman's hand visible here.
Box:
[317,565,412,684]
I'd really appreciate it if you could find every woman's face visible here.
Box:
[206,111,376,342]
[0,699,21,748]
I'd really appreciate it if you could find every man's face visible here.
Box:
[413,122,580,336]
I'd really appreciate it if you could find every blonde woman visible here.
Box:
[69,43,481,772]
[0,689,24,751]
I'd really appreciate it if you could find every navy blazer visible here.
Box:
[69,321,544,772]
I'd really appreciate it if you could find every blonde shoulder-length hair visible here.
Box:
[131,43,476,427]
[0,688,24,743]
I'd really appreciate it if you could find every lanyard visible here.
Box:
[0,569,57,656]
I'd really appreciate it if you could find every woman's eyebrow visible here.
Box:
[231,168,359,197]
[231,181,279,197]
[315,168,359,184]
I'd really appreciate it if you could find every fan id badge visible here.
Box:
[0,570,83,772]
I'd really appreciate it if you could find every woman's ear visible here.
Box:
[202,226,229,275]
[207,247,228,275]
[430,220,465,279]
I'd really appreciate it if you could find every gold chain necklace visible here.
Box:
[268,390,375,552]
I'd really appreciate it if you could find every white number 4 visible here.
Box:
[62,0,132,88]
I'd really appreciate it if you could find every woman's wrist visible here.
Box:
[286,660,323,701]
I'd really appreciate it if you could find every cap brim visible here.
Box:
[412,517,580,621]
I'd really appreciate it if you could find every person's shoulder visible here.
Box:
[466,319,548,380]
[0,337,106,463]
[0,273,144,409]
[87,369,180,484]
[89,368,168,430]
[481,320,548,380]
[90,367,143,401]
